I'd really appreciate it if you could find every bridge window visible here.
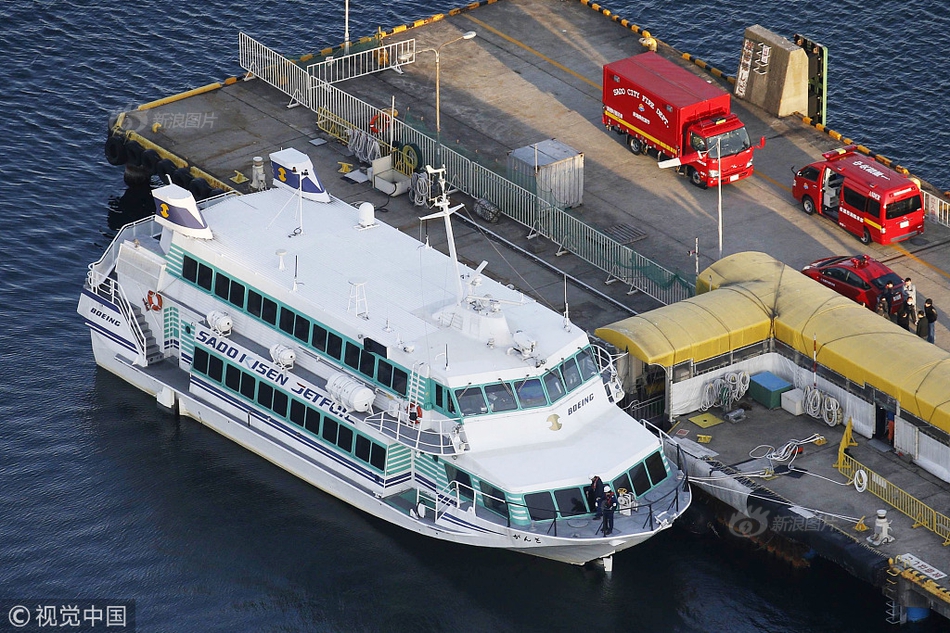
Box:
[645,451,668,486]
[484,382,517,412]
[524,491,557,521]
[553,487,588,517]
[560,357,582,392]
[576,348,598,381]
[515,378,546,409]
[543,370,566,402]
[455,386,488,416]
[479,481,509,519]
[630,462,651,496]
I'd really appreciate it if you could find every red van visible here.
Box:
[792,146,924,245]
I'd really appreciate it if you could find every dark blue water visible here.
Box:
[2,1,948,631]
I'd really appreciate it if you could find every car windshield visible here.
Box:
[870,272,903,290]
[705,127,752,157]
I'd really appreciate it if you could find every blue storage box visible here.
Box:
[748,372,793,409]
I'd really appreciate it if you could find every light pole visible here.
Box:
[414,31,477,168]
[716,137,722,260]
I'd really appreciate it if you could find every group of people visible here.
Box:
[587,475,618,536]
[877,277,938,344]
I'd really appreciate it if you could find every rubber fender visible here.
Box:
[155,159,177,185]
[207,187,225,198]
[124,140,144,167]
[140,149,160,176]
[399,142,424,172]
[189,177,212,200]
[105,135,127,166]
[171,167,193,189]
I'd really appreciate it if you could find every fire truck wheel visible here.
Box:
[801,196,816,215]
[860,228,872,245]
[688,167,707,189]
[627,136,643,155]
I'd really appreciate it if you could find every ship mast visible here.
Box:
[419,166,466,304]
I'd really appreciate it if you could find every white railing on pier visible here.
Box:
[924,190,950,228]
[239,32,311,108]
[236,33,695,305]
[307,40,415,85]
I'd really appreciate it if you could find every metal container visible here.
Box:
[506,139,584,209]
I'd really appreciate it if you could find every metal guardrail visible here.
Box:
[307,40,415,84]
[835,421,950,546]
[237,33,695,305]
[924,190,950,228]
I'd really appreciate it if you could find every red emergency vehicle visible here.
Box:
[792,146,924,245]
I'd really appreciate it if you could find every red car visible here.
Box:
[801,255,904,313]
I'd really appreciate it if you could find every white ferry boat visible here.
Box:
[78,148,690,565]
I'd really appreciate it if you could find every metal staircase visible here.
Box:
[130,303,164,365]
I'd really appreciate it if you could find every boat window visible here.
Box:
[355,435,371,462]
[560,357,582,392]
[543,370,566,402]
[322,416,338,444]
[225,364,241,391]
[305,407,321,432]
[553,487,588,517]
[445,464,473,499]
[214,273,230,300]
[358,351,375,378]
[577,348,598,381]
[344,341,361,369]
[391,368,408,396]
[261,297,278,326]
[197,263,213,291]
[247,290,263,319]
[363,337,387,358]
[311,324,327,352]
[524,491,557,521]
[290,400,305,426]
[272,389,288,417]
[369,443,386,471]
[240,371,256,399]
[229,280,245,308]
[292,314,309,343]
[207,355,223,382]
[192,348,209,374]
[484,382,517,412]
[279,307,296,335]
[337,425,353,452]
[479,481,509,518]
[630,462,651,496]
[377,360,393,388]
[645,451,668,486]
[455,386,488,416]
[326,332,343,359]
[434,384,444,409]
[257,382,274,409]
[182,256,198,283]
[515,378,547,409]
[612,473,632,497]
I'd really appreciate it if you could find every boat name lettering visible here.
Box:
[290,382,350,418]
[567,393,594,416]
[511,533,542,544]
[90,306,122,328]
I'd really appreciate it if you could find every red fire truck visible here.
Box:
[602,52,764,188]
[792,147,924,245]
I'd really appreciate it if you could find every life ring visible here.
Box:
[370,112,391,135]
[145,290,163,312]
[853,469,868,493]
[408,402,423,423]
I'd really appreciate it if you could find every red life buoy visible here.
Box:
[370,112,390,135]
[145,290,163,312]
[408,402,422,423]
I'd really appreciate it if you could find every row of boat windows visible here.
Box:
[453,349,599,416]
[523,451,669,521]
[192,346,388,473]
[181,253,597,419]
[181,255,416,400]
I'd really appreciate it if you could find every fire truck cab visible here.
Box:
[792,146,924,245]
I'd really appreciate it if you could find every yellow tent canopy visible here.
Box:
[596,251,950,432]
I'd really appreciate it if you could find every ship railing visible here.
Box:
[86,216,158,289]
[435,476,686,537]
[924,190,950,228]
[364,410,468,455]
[591,344,625,402]
[87,274,148,363]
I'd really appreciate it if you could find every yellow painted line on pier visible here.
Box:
[463,15,601,91]
[754,169,790,193]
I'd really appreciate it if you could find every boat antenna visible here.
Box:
[290,168,308,237]
[293,255,303,292]
[419,166,465,304]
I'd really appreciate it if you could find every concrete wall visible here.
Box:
[734,25,809,117]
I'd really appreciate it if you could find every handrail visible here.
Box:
[87,273,148,361]
[87,216,158,288]
[364,409,467,455]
